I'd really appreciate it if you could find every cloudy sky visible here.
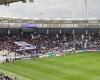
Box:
[0,0,99,19]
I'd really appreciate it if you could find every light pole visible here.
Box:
[84,0,89,29]
[85,0,88,20]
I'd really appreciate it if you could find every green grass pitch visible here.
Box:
[0,52,100,80]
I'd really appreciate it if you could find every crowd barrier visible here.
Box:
[1,49,100,63]
[76,50,100,52]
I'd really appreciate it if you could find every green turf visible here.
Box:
[0,52,100,80]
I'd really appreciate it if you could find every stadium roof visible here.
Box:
[0,17,100,28]
[0,0,33,6]
[0,17,100,24]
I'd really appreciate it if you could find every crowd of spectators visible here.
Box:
[0,32,100,55]
[0,72,16,80]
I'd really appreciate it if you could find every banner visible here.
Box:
[14,41,36,51]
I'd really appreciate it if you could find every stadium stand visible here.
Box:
[0,30,100,57]
[0,18,100,62]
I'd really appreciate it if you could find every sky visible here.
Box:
[0,0,99,19]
